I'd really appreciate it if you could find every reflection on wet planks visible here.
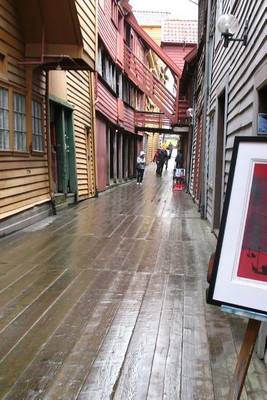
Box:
[0,164,266,399]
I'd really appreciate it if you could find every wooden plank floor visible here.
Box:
[0,163,266,400]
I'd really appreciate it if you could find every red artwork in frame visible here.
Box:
[207,137,267,316]
[237,163,267,282]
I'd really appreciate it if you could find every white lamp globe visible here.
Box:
[217,14,239,34]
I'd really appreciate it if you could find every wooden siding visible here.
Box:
[75,0,96,69]
[96,79,118,125]
[162,44,196,72]
[142,26,161,46]
[0,0,50,220]
[96,116,107,191]
[206,0,266,224]
[123,104,135,133]
[66,70,96,198]
[98,1,117,60]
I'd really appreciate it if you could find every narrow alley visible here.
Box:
[0,163,266,400]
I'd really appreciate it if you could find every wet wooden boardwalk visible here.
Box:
[0,163,266,400]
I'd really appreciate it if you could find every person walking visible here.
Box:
[136,150,146,184]
[153,148,165,176]
[175,149,184,168]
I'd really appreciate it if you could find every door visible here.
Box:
[50,101,77,195]
[213,91,226,229]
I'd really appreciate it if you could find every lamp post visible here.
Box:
[217,14,248,48]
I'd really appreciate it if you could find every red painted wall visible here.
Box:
[96,80,118,125]
[96,116,107,192]
[98,2,117,60]
[161,44,195,71]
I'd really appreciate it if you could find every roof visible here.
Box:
[133,10,171,26]
[161,19,198,44]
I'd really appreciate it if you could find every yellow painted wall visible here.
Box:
[142,26,161,46]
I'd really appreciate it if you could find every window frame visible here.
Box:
[0,86,10,150]
[13,91,27,152]
[32,98,44,153]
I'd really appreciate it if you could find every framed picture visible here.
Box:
[258,113,267,135]
[207,136,267,315]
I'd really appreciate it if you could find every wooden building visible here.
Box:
[95,0,188,192]
[0,0,97,235]
[187,0,266,228]
[134,12,197,166]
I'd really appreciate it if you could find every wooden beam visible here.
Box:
[135,127,173,134]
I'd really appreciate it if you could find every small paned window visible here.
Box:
[0,87,9,150]
[14,92,26,151]
[32,100,43,151]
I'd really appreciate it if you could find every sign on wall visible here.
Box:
[207,137,267,315]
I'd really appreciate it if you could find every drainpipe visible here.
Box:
[200,0,212,219]
[45,71,56,213]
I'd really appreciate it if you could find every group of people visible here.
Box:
[135,143,183,184]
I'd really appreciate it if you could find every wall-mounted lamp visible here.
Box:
[217,14,248,48]
[186,108,193,118]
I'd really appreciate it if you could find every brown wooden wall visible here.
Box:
[76,0,96,70]
[66,70,96,199]
[0,0,50,220]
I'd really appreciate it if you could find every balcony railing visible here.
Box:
[124,46,176,122]
[135,111,172,130]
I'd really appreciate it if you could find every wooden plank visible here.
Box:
[0,269,98,398]
[5,270,129,400]
[112,273,167,400]
[76,274,149,399]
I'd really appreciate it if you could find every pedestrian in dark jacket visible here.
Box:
[154,148,165,176]
[175,149,184,168]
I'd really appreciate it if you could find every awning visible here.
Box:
[16,0,94,70]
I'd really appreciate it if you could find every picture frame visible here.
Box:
[207,136,267,315]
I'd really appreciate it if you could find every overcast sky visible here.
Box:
[130,0,198,20]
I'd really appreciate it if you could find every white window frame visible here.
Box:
[0,87,9,150]
[14,92,26,151]
[32,99,43,152]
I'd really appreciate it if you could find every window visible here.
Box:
[98,47,117,93]
[0,87,9,150]
[97,46,103,75]
[111,0,118,26]
[116,71,122,98]
[14,92,26,151]
[32,100,43,151]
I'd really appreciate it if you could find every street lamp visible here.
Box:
[217,14,248,48]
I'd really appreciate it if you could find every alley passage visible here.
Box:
[0,163,266,400]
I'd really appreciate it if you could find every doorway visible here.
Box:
[213,90,226,229]
[50,101,77,195]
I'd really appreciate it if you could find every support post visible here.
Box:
[124,134,128,180]
[113,130,118,183]
[118,132,123,182]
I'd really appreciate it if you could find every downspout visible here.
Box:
[45,71,56,213]
[200,0,212,219]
